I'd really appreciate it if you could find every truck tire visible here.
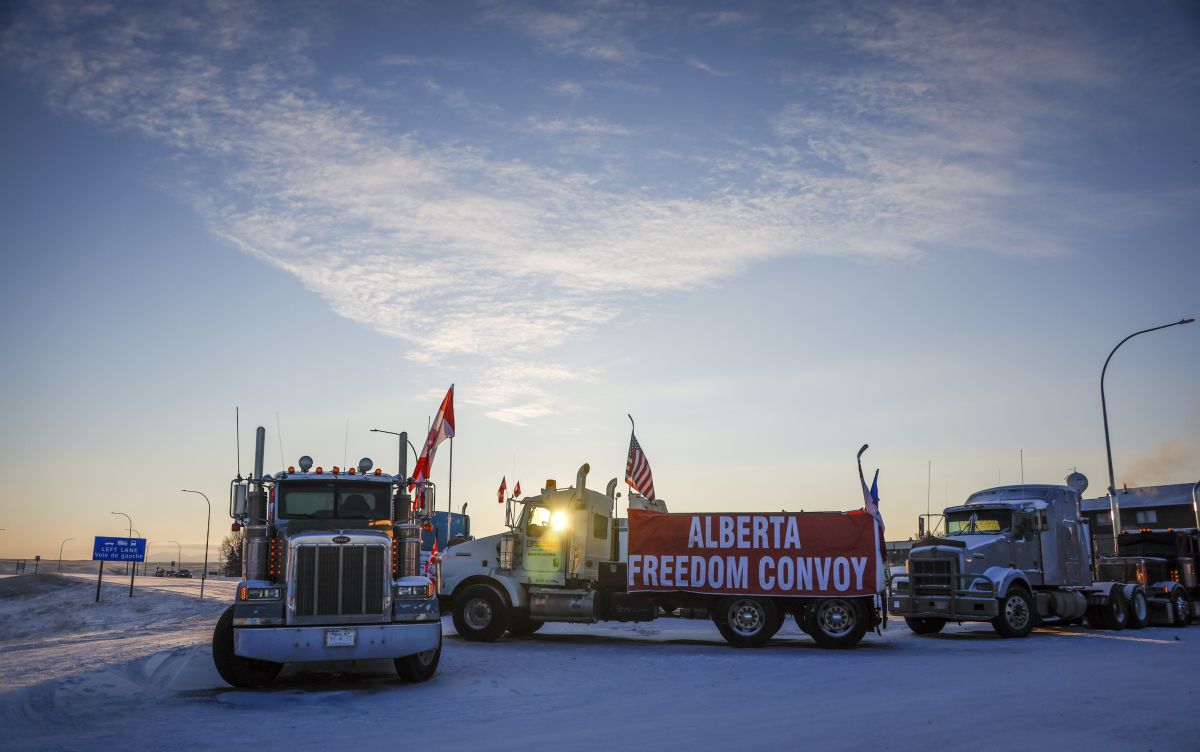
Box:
[904,617,946,635]
[506,613,545,637]
[1098,586,1128,631]
[1168,586,1192,628]
[805,598,868,649]
[1126,587,1150,629]
[394,632,441,682]
[991,586,1035,638]
[712,597,778,647]
[212,606,283,689]
[452,584,509,642]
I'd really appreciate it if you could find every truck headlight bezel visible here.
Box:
[394,583,435,598]
[239,586,282,601]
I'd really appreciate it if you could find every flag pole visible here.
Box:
[446,436,454,549]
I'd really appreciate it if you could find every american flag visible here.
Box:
[625,432,656,501]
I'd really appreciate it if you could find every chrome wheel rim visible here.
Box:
[1005,595,1030,630]
[1133,593,1148,622]
[464,597,493,630]
[728,599,765,636]
[817,600,854,636]
[1177,595,1189,623]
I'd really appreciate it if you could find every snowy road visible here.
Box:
[3,574,1197,751]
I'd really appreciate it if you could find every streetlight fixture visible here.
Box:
[58,537,75,573]
[181,489,212,599]
[1101,317,1194,553]
[370,428,418,476]
[111,511,133,575]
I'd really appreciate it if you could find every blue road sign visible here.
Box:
[92,536,146,562]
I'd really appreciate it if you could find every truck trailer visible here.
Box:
[889,474,1197,637]
[439,463,886,649]
[211,426,442,688]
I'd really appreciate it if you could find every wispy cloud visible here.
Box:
[2,1,1183,422]
[685,57,728,77]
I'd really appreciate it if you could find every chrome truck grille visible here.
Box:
[289,536,390,625]
[910,558,953,594]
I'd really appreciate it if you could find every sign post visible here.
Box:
[92,536,146,603]
[33,555,41,574]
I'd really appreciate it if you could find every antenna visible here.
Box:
[276,412,286,470]
[1019,449,1024,485]
[344,419,350,468]
[235,407,242,480]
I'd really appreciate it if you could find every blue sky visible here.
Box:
[0,1,1197,560]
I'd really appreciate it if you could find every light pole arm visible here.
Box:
[1100,318,1193,552]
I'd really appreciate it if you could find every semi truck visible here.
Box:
[439,463,886,649]
[889,474,1197,637]
[211,426,442,688]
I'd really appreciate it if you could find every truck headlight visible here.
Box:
[239,586,282,601]
[395,583,435,598]
[970,578,991,592]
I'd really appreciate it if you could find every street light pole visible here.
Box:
[58,537,75,573]
[169,540,182,570]
[181,490,212,599]
[111,511,133,575]
[1101,317,1194,554]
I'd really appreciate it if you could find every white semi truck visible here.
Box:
[889,474,1196,637]
[439,463,886,649]
[212,426,442,687]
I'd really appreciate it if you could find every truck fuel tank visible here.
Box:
[528,587,598,623]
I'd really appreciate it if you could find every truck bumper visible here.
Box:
[890,592,998,620]
[234,622,441,663]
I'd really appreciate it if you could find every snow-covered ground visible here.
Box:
[2,574,1197,751]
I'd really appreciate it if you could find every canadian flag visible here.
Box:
[426,539,439,577]
[497,476,507,504]
[513,481,521,498]
[411,385,455,512]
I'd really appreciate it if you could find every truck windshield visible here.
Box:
[278,482,391,520]
[946,510,1011,535]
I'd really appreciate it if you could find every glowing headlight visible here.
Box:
[240,587,282,601]
[551,511,568,531]
[395,583,435,598]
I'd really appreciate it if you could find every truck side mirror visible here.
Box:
[232,485,248,517]
[423,485,436,517]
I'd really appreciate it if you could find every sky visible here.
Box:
[0,0,1197,563]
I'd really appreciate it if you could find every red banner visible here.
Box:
[627,508,879,597]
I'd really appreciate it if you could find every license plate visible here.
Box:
[929,600,948,610]
[324,628,356,648]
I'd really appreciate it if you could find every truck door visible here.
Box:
[1011,513,1043,585]
[522,504,566,585]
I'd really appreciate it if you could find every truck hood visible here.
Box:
[912,535,1006,558]
[440,531,504,579]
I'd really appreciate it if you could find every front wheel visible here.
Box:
[394,632,441,682]
[905,617,946,635]
[712,597,778,647]
[805,598,868,649]
[212,606,283,688]
[992,587,1035,638]
[451,584,509,642]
